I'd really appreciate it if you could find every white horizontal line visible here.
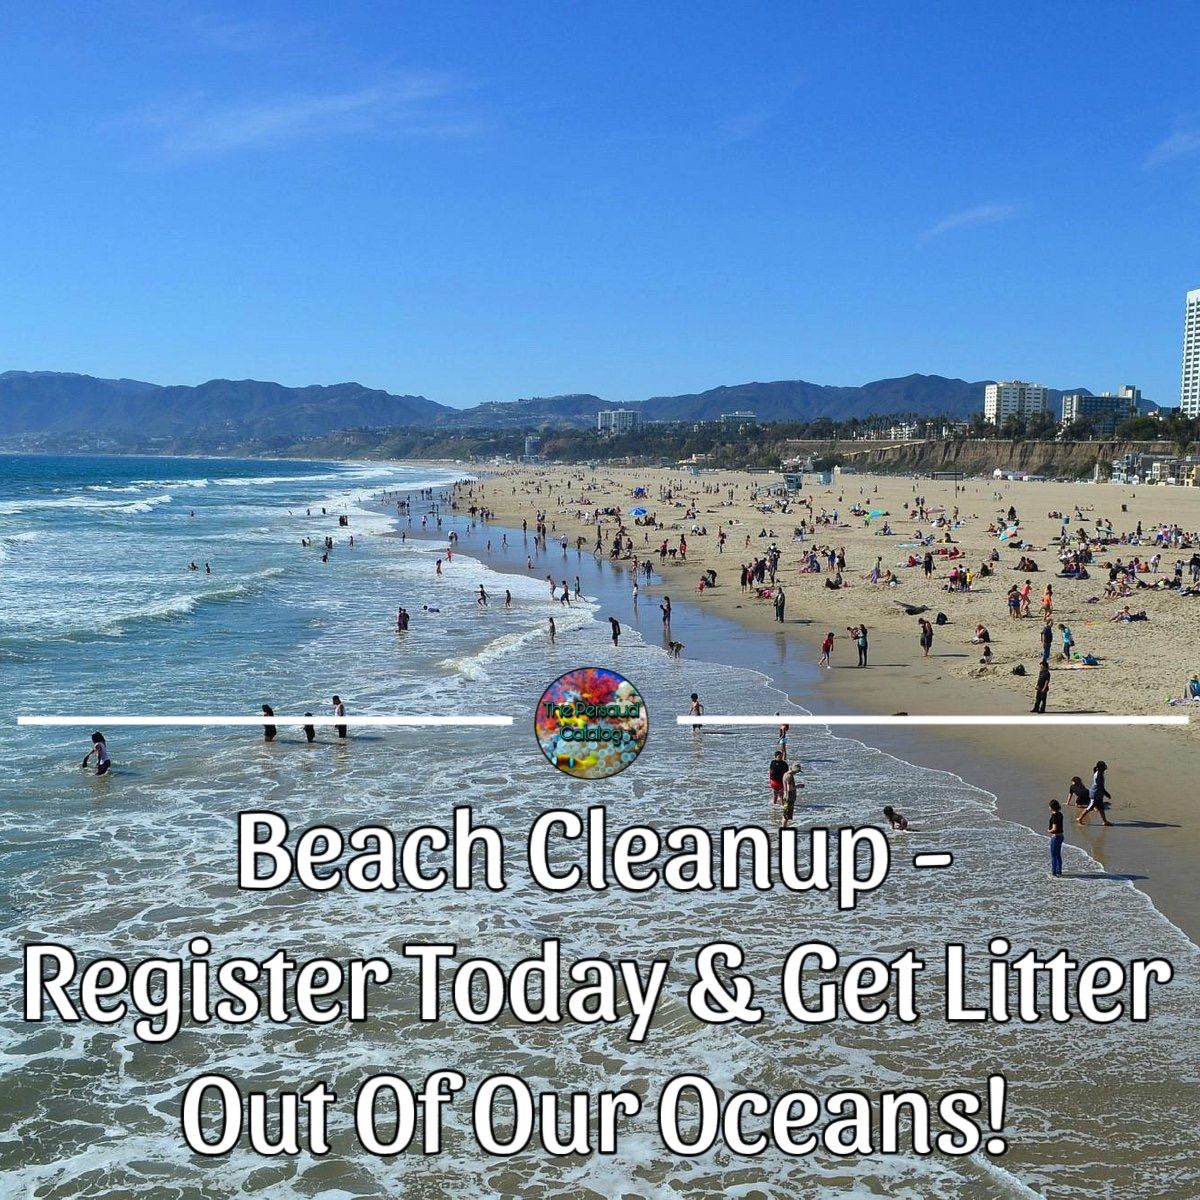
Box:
[678,715,1188,727]
[913,852,954,869]
[17,715,513,728]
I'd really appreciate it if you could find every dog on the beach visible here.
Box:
[668,641,685,659]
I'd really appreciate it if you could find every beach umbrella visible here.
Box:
[630,506,648,517]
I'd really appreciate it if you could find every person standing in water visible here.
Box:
[303,713,316,743]
[781,761,803,827]
[548,616,556,644]
[768,750,787,807]
[81,731,110,776]
[608,616,621,646]
[689,692,704,731]
[261,705,277,742]
[332,696,347,739]
[1048,799,1065,876]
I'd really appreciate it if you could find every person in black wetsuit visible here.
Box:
[1032,661,1051,713]
[261,704,277,742]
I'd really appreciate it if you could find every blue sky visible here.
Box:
[1,1,1198,407]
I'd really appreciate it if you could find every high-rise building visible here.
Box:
[597,408,642,434]
[1181,289,1200,419]
[983,381,1048,425]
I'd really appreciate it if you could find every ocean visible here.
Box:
[1,453,1198,1199]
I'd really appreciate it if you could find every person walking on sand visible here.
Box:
[1040,619,1054,664]
[918,617,933,657]
[1059,622,1074,660]
[1078,760,1113,826]
[81,731,110,776]
[1019,578,1033,617]
[608,616,621,647]
[1032,660,1051,713]
[1048,800,1065,877]
[819,631,834,668]
[333,695,347,739]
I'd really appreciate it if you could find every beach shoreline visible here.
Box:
[393,465,1200,943]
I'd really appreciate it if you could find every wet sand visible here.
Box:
[425,466,1200,942]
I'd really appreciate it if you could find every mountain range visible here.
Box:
[0,370,1080,441]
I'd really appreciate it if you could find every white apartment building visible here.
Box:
[984,380,1049,425]
[1182,288,1200,419]
[596,408,642,434]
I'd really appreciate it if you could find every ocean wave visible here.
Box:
[0,530,39,561]
[0,492,174,517]
[101,568,288,634]
[438,604,596,681]
[0,567,288,644]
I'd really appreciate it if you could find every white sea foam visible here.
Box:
[0,491,174,516]
[4,465,1197,1198]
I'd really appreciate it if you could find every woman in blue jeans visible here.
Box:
[1048,799,1064,877]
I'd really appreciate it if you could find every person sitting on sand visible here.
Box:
[1066,775,1090,807]
[971,623,991,644]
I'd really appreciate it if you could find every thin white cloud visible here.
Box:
[922,202,1019,241]
[717,79,803,143]
[1144,129,1200,168]
[128,72,476,159]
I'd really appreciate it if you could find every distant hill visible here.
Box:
[0,370,1084,444]
[452,375,1080,428]
[643,374,999,423]
[0,372,448,438]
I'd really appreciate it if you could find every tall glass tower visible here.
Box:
[1182,289,1200,418]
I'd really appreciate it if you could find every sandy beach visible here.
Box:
[453,465,1200,939]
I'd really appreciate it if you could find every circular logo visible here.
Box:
[534,667,648,778]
